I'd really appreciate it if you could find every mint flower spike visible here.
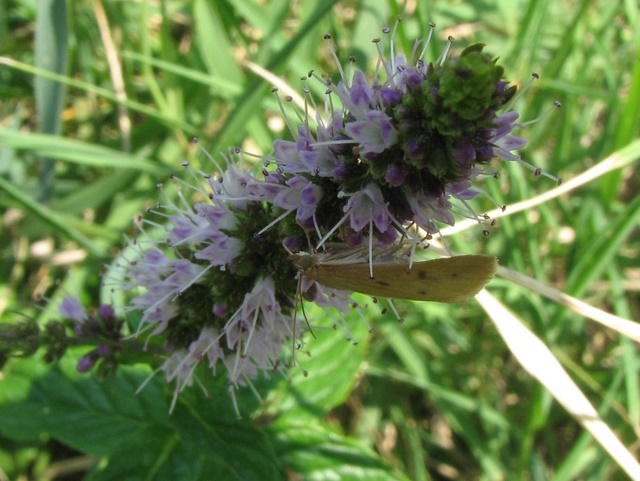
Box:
[269,20,562,273]
[107,138,321,412]
[24,289,124,375]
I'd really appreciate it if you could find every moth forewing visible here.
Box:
[289,250,497,303]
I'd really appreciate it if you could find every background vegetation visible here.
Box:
[1,0,639,479]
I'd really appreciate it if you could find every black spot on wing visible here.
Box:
[417,270,428,280]
[377,281,391,287]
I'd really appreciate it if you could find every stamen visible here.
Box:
[519,100,562,127]
[466,186,507,212]
[302,77,321,123]
[316,210,350,249]
[257,207,296,235]
[504,73,539,112]
[344,56,357,90]
[135,365,163,396]
[139,217,169,233]
[437,36,455,67]
[272,88,298,139]
[418,22,436,63]
[407,38,422,67]
[458,198,490,236]
[513,156,563,184]
[243,376,264,405]
[387,299,404,323]
[242,308,261,356]
[324,34,348,86]
[228,385,241,418]
[170,169,209,195]
[353,304,375,333]
[193,137,226,175]
[181,160,211,194]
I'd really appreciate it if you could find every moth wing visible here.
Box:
[308,255,497,303]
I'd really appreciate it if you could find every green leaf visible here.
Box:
[271,417,409,481]
[0,357,282,480]
[274,303,371,415]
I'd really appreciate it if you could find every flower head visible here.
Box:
[265,23,559,255]
[112,153,309,408]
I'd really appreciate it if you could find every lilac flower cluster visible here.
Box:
[114,158,306,407]
[21,294,123,376]
[269,28,559,252]
[31,21,559,407]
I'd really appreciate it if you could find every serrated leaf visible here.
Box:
[0,357,282,480]
[271,417,409,481]
[0,357,169,454]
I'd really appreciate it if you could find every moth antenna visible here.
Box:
[291,276,300,367]
[368,219,374,279]
[299,285,316,339]
[291,274,316,372]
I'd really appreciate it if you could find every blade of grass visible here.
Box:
[476,289,640,479]
[208,0,339,153]
[34,0,68,201]
[121,51,243,97]
[564,194,640,296]
[0,56,201,137]
[0,176,104,258]
[0,130,170,175]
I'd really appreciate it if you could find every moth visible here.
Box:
[288,246,497,303]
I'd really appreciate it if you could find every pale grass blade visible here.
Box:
[495,264,640,343]
[475,289,640,479]
[426,244,640,343]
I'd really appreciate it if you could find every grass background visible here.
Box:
[1,0,639,479]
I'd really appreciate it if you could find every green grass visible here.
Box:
[1,0,639,479]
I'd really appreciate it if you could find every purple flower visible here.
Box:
[98,304,114,321]
[261,23,559,256]
[385,163,409,187]
[273,176,323,225]
[59,295,88,323]
[115,156,306,408]
[77,354,96,372]
[343,110,399,156]
[491,112,528,161]
[344,183,391,233]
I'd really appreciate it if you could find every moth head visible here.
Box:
[287,253,315,271]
